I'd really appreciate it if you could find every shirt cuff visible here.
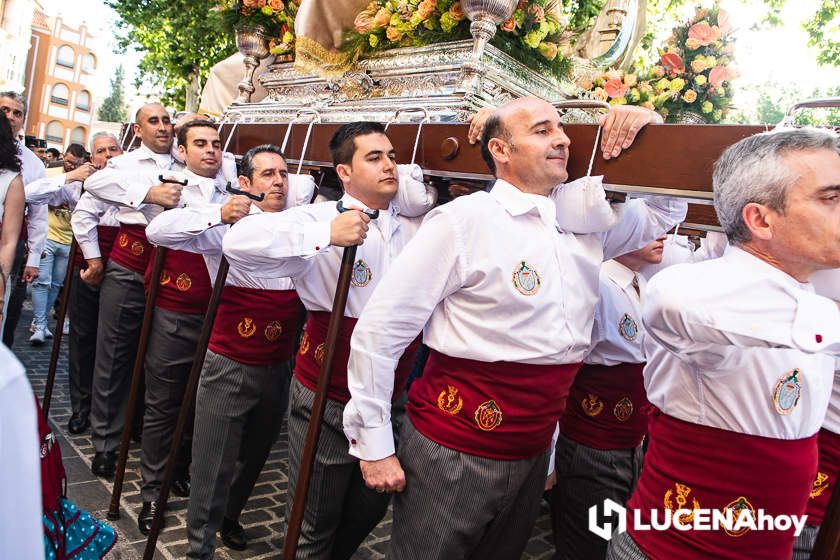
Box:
[78,241,102,260]
[25,253,41,268]
[199,205,224,229]
[347,423,396,461]
[124,181,154,209]
[301,222,331,254]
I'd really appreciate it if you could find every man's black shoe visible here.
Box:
[171,475,191,497]
[138,501,164,536]
[67,413,89,435]
[91,452,117,477]
[220,517,247,551]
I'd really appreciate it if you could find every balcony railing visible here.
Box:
[50,96,69,106]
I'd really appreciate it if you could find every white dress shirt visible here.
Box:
[343,179,686,460]
[222,193,424,316]
[639,231,728,280]
[83,143,185,226]
[812,268,840,301]
[586,260,646,365]
[643,245,840,440]
[24,172,72,205]
[17,141,48,268]
[70,192,122,261]
[0,344,44,560]
[145,174,316,289]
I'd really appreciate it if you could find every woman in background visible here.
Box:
[0,111,25,338]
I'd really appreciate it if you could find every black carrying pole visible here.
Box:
[41,238,78,417]
[107,246,167,520]
[283,202,378,560]
[142,257,230,559]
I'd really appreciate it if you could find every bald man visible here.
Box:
[343,97,686,559]
[83,102,186,477]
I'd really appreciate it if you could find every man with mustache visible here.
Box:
[146,144,314,557]
[342,98,685,559]
[223,121,433,559]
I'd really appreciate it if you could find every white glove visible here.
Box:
[551,175,620,233]
[394,163,437,217]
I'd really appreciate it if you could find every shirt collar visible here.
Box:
[602,259,637,290]
[138,143,174,168]
[726,245,813,290]
[490,179,556,227]
[338,192,396,218]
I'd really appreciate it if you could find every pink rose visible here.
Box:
[450,2,465,21]
[660,52,685,76]
[373,8,392,28]
[688,22,722,46]
[708,65,731,88]
[267,0,284,10]
[354,10,374,33]
[538,42,558,61]
[501,17,516,32]
[604,77,629,99]
[528,4,545,23]
[717,9,732,34]
[242,0,260,7]
[417,0,435,19]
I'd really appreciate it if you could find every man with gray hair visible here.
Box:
[607,127,840,559]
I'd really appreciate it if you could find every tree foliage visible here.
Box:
[756,0,840,66]
[97,64,128,122]
[106,0,236,110]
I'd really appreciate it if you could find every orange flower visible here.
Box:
[354,10,374,33]
[517,0,527,9]
[528,4,545,23]
[267,0,284,10]
[538,41,558,60]
[688,22,721,46]
[450,2,465,21]
[501,17,516,32]
[708,65,731,88]
[417,0,435,19]
[386,26,402,41]
[682,89,698,103]
[242,0,260,7]
[604,77,629,99]
[660,52,685,76]
[373,8,391,28]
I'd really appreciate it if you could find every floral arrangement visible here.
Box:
[584,3,738,123]
[217,0,299,56]
[344,0,574,80]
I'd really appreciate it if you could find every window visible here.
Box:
[50,83,69,106]
[46,121,63,143]
[70,127,85,145]
[82,53,96,73]
[76,90,90,111]
[56,45,75,68]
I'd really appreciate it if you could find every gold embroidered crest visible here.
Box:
[314,343,326,366]
[664,483,700,525]
[722,496,756,537]
[474,400,503,431]
[176,273,192,291]
[437,386,463,415]
[118,234,128,248]
[613,397,634,422]
[264,321,283,342]
[159,271,171,286]
[811,472,830,499]
[237,317,256,338]
[130,241,145,256]
[581,393,604,417]
[299,331,310,355]
[512,261,541,296]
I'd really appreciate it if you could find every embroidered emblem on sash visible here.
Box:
[299,331,310,355]
[176,273,192,291]
[118,234,128,248]
[512,261,541,296]
[614,397,634,422]
[664,483,700,524]
[130,241,145,256]
[264,321,283,342]
[772,369,802,416]
[314,343,326,366]
[618,313,638,341]
[437,386,463,415]
[159,271,171,286]
[811,472,830,499]
[581,394,604,417]
[474,400,503,431]
[351,260,372,287]
[237,317,256,338]
[722,496,756,537]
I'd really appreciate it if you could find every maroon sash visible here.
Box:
[628,412,818,559]
[294,310,421,405]
[208,286,304,366]
[74,225,118,268]
[408,350,582,460]
[143,249,212,315]
[108,223,152,274]
[805,428,840,526]
[559,362,651,450]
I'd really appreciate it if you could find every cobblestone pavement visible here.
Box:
[14,299,556,559]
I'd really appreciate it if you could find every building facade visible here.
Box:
[0,0,36,92]
[23,6,98,150]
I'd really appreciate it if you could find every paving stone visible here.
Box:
[13,302,557,559]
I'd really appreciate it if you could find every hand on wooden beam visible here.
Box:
[599,105,664,161]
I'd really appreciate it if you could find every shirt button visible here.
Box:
[816,334,823,343]
[350,438,357,445]
[315,246,320,251]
